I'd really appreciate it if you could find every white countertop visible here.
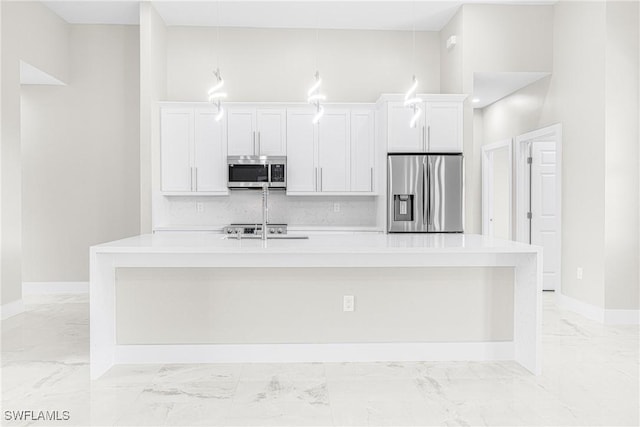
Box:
[93,232,540,255]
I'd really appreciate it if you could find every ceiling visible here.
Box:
[42,1,554,31]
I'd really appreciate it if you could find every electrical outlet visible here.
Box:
[196,202,204,213]
[576,267,583,280]
[343,295,355,312]
[333,203,340,213]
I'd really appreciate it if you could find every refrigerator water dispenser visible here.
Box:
[394,195,414,221]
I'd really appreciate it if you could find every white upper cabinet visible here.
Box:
[227,107,286,156]
[425,100,463,153]
[193,108,226,192]
[256,109,287,155]
[286,109,317,193]
[318,109,350,192]
[161,108,193,192]
[160,104,227,195]
[350,110,375,192]
[227,108,256,156]
[286,106,376,196]
[385,95,465,153]
[387,101,424,152]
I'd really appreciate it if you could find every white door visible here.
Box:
[489,147,511,239]
[482,140,512,239]
[227,108,256,156]
[350,110,375,192]
[387,101,424,152]
[319,110,350,192]
[256,109,286,156]
[425,101,462,153]
[160,108,193,192]
[194,109,226,193]
[286,110,317,193]
[530,141,559,291]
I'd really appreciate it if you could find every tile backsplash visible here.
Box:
[154,191,381,229]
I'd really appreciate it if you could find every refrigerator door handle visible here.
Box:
[422,159,429,226]
[426,159,431,226]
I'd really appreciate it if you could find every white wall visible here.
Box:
[1,1,69,306]
[440,7,463,94]
[604,1,639,310]
[140,3,167,234]
[21,25,140,282]
[165,27,440,102]
[479,1,639,310]
[461,5,554,236]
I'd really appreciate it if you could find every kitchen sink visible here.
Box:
[222,234,309,240]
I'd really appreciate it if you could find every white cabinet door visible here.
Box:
[256,109,286,156]
[227,108,257,155]
[387,101,425,152]
[425,101,462,153]
[318,110,350,192]
[161,108,193,192]
[350,110,375,192]
[194,109,226,193]
[286,110,317,193]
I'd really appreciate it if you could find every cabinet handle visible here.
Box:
[194,167,198,191]
[315,167,318,191]
[320,168,323,192]
[422,125,426,151]
[370,167,374,192]
[427,125,431,150]
[258,132,261,155]
[190,167,194,192]
[252,131,256,155]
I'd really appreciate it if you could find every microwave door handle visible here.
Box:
[424,160,430,226]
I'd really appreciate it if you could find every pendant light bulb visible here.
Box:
[307,70,325,124]
[404,75,422,128]
[208,68,225,122]
[312,105,325,124]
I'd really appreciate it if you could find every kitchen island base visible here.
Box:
[90,233,542,379]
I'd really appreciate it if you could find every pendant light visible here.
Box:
[307,12,325,124]
[404,2,422,128]
[208,0,226,121]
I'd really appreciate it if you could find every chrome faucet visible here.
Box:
[261,185,269,240]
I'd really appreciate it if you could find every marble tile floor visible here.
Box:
[1,293,638,426]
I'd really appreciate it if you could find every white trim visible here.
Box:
[114,342,514,366]
[22,282,89,295]
[515,124,562,292]
[1,299,25,320]
[556,293,640,325]
[514,123,562,244]
[604,310,640,325]
[481,139,513,238]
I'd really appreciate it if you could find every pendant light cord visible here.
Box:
[412,0,416,75]
[216,0,221,68]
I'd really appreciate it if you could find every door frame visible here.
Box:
[481,139,513,238]
[514,124,562,291]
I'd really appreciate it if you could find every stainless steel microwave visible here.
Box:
[227,156,286,189]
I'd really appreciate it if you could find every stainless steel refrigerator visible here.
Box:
[387,154,464,233]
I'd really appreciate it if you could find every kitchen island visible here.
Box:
[90,233,542,379]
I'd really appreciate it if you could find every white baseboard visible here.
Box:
[22,281,88,295]
[1,299,25,320]
[114,342,515,365]
[556,293,640,325]
[604,309,640,325]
